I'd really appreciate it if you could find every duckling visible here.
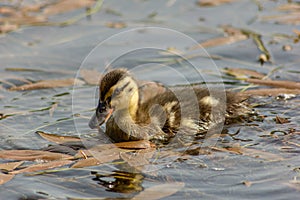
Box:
[89,68,251,143]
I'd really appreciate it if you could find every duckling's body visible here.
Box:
[89,69,251,142]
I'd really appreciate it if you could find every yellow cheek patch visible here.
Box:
[129,89,139,120]
[104,85,116,101]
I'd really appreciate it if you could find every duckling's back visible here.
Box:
[136,87,251,136]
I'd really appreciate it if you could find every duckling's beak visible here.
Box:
[89,102,114,129]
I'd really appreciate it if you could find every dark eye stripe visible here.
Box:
[115,81,130,95]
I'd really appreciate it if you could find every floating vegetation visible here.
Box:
[0,0,104,34]
[8,78,85,91]
[1,0,300,199]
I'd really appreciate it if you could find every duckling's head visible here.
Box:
[89,69,139,129]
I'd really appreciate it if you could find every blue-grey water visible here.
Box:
[0,0,299,199]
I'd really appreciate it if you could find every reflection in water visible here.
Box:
[92,171,144,193]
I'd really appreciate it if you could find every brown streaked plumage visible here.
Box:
[89,69,252,143]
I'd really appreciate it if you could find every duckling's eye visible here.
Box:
[96,102,106,114]
[113,88,121,96]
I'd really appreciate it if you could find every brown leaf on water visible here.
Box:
[105,21,127,29]
[36,131,81,144]
[224,68,266,79]
[0,150,73,161]
[0,161,24,171]
[89,147,122,161]
[71,157,101,168]
[74,145,123,162]
[262,12,300,25]
[5,68,44,72]
[21,3,45,13]
[80,69,102,85]
[246,79,300,90]
[275,115,290,124]
[74,145,115,158]
[0,0,102,34]
[242,88,300,96]
[5,67,74,74]
[189,25,248,50]
[74,141,152,159]
[120,148,156,168]
[276,3,300,11]
[10,160,72,174]
[132,182,185,200]
[72,148,121,168]
[0,76,33,90]
[286,141,300,148]
[191,34,247,49]
[0,22,19,34]
[72,141,154,168]
[218,146,243,154]
[0,7,16,15]
[197,0,237,6]
[238,148,284,161]
[280,146,295,152]
[8,78,84,91]
[0,10,47,30]
[115,140,154,149]
[43,0,96,16]
[0,173,14,185]
[211,146,283,161]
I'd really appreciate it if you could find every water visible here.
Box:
[0,0,299,199]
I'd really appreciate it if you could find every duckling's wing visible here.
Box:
[137,80,167,105]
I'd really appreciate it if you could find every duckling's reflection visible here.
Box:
[92,170,144,193]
